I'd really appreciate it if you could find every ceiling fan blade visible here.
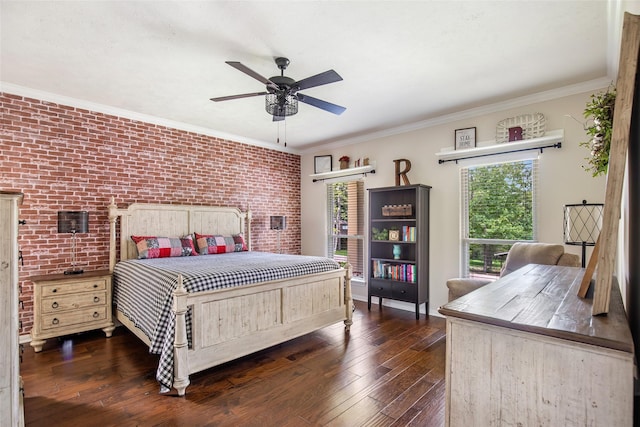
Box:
[295,70,343,91]
[210,92,268,102]
[226,61,278,90]
[297,93,346,115]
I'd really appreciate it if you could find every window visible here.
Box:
[327,180,364,278]
[461,159,538,278]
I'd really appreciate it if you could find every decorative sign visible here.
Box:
[314,155,332,174]
[455,127,477,150]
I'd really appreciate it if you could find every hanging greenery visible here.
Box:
[579,86,616,177]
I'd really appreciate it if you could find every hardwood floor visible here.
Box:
[21,301,447,427]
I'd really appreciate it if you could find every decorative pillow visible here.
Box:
[232,234,248,252]
[131,236,194,259]
[180,235,198,256]
[195,233,247,255]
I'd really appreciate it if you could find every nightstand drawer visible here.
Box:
[40,278,107,297]
[41,291,107,314]
[41,306,107,331]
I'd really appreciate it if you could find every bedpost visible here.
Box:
[108,197,118,272]
[344,263,353,331]
[172,274,190,396]
[246,209,252,251]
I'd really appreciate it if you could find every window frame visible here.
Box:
[326,179,365,279]
[460,158,538,278]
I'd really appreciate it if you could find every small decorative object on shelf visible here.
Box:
[382,204,412,217]
[314,155,332,174]
[455,127,476,150]
[371,227,389,240]
[496,113,546,142]
[339,155,350,169]
[353,157,370,167]
[509,126,523,141]
[392,244,401,260]
[389,229,400,241]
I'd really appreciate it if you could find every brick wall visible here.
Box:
[0,93,301,334]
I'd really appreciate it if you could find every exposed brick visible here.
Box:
[1,92,302,335]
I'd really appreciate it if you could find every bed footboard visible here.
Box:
[171,265,353,396]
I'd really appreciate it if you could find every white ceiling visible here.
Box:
[0,1,623,152]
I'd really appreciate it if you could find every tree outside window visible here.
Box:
[327,181,364,278]
[463,159,537,278]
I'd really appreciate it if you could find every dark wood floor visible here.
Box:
[21,300,447,427]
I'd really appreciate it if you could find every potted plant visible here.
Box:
[580,86,616,177]
[339,155,350,169]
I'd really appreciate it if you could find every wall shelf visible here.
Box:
[310,164,376,182]
[436,129,564,164]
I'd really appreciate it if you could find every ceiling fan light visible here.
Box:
[265,93,298,117]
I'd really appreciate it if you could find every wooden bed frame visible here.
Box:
[108,198,353,396]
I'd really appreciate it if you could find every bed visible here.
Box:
[108,198,353,395]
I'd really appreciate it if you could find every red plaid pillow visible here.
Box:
[195,233,247,255]
[131,236,194,259]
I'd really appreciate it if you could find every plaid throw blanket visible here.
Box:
[112,251,340,392]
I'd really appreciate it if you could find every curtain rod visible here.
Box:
[438,143,561,164]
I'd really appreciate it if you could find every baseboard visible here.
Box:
[351,293,444,318]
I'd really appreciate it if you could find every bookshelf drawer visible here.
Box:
[369,279,392,298]
[392,282,417,301]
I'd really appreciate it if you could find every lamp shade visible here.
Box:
[265,93,298,117]
[563,201,603,245]
[270,215,286,230]
[58,211,89,234]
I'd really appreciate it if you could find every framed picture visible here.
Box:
[389,230,400,241]
[455,127,476,150]
[314,155,332,174]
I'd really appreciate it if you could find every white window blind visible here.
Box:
[460,159,538,277]
[326,180,364,278]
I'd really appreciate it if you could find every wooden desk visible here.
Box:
[439,264,634,427]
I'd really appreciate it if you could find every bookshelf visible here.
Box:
[368,184,430,318]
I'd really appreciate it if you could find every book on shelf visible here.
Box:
[401,225,416,242]
[371,260,416,283]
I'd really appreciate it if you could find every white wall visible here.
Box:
[300,90,607,316]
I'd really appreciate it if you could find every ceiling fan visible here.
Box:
[210,57,346,121]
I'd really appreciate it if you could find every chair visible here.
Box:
[446,242,580,302]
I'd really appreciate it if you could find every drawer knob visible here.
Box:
[52,318,59,325]
[401,290,406,294]
[93,312,99,318]
[93,296,100,303]
[51,302,59,309]
[93,284,98,288]
[52,288,57,293]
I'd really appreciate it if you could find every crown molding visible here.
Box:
[2,77,611,158]
[301,77,612,154]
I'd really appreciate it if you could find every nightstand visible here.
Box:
[30,270,115,352]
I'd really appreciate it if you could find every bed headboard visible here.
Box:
[108,197,251,271]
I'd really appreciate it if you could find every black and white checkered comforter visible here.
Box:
[112,251,340,392]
